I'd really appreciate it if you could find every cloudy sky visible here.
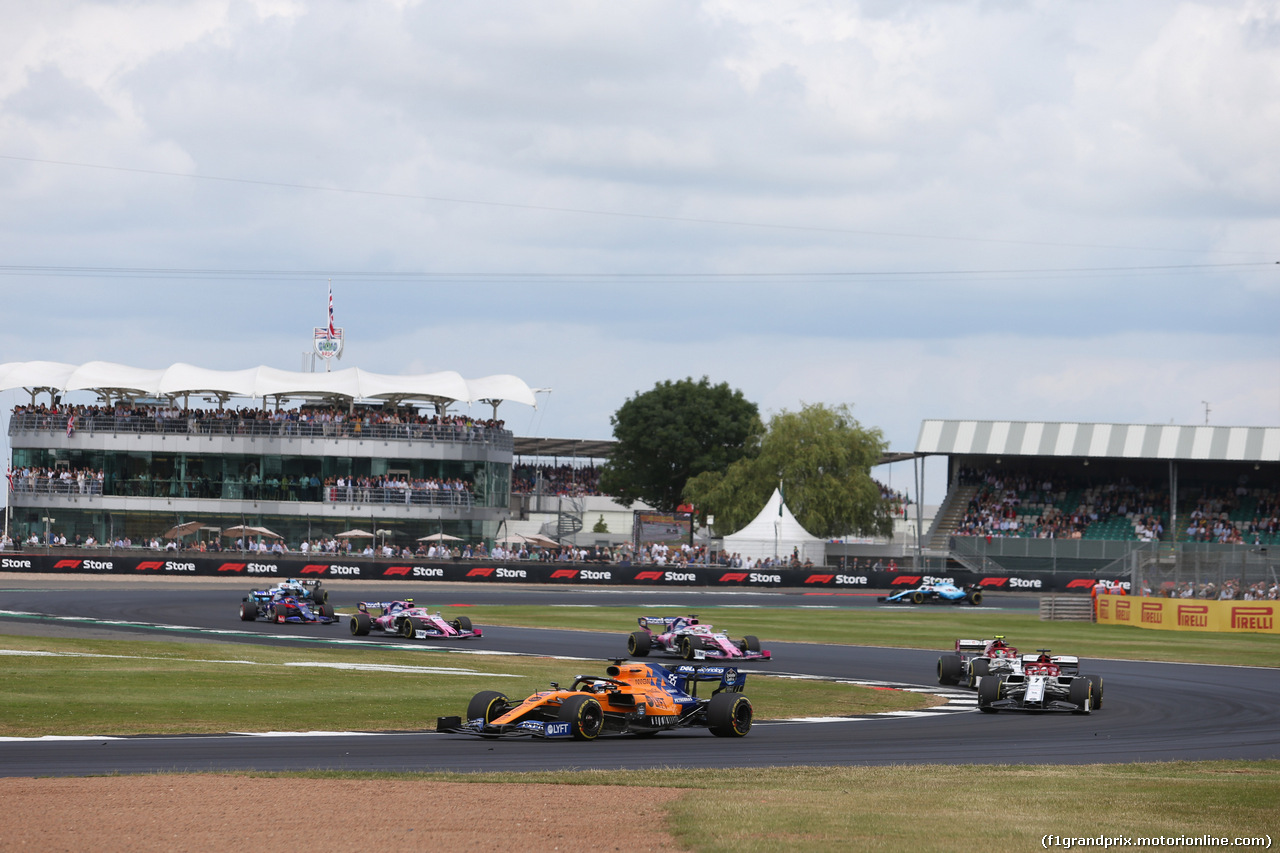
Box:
[2,0,1278,499]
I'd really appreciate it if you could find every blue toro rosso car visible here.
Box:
[878,580,983,606]
[239,590,340,624]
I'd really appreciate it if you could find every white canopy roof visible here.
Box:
[0,360,538,408]
[721,488,826,563]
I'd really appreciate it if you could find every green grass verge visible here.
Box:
[445,605,1280,667]
[237,761,1280,853]
[0,634,933,737]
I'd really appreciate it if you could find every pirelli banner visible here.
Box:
[0,553,1122,593]
[1096,596,1280,635]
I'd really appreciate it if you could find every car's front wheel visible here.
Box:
[977,675,1003,712]
[239,601,256,622]
[679,637,696,660]
[1068,678,1093,714]
[467,691,510,725]
[401,617,418,639]
[967,657,990,688]
[558,695,604,740]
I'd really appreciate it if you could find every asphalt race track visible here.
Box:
[1,578,1277,777]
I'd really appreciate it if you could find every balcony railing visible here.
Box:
[8,412,513,450]
[8,476,474,508]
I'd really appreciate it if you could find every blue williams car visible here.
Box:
[878,580,983,606]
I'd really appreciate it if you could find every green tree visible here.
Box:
[683,403,891,539]
[592,515,609,534]
[600,377,762,511]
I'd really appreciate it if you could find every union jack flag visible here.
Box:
[66,416,75,437]
[327,283,336,339]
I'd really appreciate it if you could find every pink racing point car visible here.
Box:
[348,599,483,641]
[626,615,770,662]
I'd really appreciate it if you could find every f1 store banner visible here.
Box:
[0,553,1119,592]
[1096,596,1279,635]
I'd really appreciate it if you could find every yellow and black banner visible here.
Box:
[1097,596,1280,634]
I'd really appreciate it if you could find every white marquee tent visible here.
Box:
[721,488,825,565]
[0,360,538,411]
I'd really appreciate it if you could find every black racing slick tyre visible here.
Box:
[968,590,983,606]
[968,657,990,688]
[349,612,372,636]
[401,617,418,639]
[313,585,327,604]
[679,637,695,661]
[240,601,257,622]
[627,631,651,657]
[911,591,925,605]
[937,654,963,686]
[454,615,473,633]
[1087,675,1104,710]
[467,691,510,725]
[977,675,1002,712]
[707,693,753,737]
[319,603,335,619]
[1069,678,1093,714]
[741,635,761,653]
[557,695,604,740]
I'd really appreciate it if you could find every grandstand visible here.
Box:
[905,419,1280,591]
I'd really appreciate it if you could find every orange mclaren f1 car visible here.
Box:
[436,660,753,739]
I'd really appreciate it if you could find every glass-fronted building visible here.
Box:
[2,362,535,549]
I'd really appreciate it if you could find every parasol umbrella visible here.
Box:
[417,533,462,542]
[496,533,530,545]
[253,526,284,540]
[334,529,375,539]
[163,520,205,539]
[524,533,560,547]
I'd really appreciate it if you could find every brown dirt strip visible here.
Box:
[0,775,689,852]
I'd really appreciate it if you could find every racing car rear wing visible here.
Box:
[637,615,699,629]
[355,600,415,613]
[622,663,747,696]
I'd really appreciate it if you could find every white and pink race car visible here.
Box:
[348,599,483,641]
[626,615,770,661]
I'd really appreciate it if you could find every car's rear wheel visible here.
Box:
[968,657,990,688]
[349,612,372,636]
[401,617,418,639]
[741,635,761,653]
[937,654,963,686]
[312,585,327,604]
[240,601,256,622]
[707,693,753,737]
[977,675,1003,712]
[558,695,604,740]
[627,631,651,656]
[1086,675,1104,709]
[1068,678,1093,714]
[467,690,510,724]
[679,636,695,660]
[968,590,983,606]
[911,591,925,604]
